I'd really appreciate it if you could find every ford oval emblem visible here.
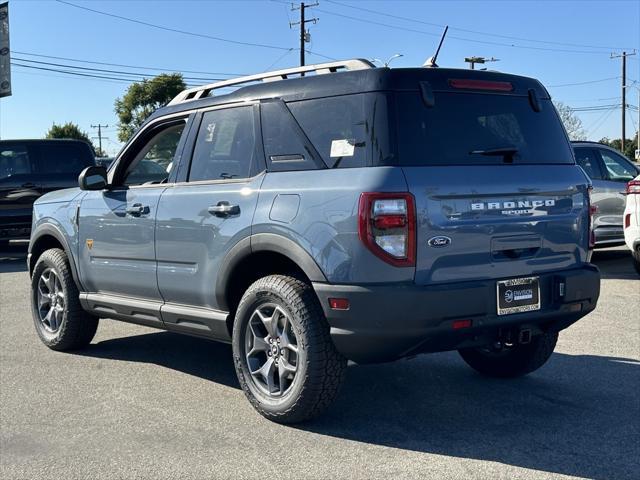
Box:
[428,236,452,248]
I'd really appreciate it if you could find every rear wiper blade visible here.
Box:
[470,146,519,156]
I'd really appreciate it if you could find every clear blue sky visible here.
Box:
[1,0,639,155]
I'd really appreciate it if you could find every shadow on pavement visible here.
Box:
[80,331,238,389]
[591,246,637,279]
[79,330,638,480]
[0,243,28,273]
[302,352,640,480]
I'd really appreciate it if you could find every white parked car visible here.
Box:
[624,175,640,274]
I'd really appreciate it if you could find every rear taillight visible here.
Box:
[588,186,597,249]
[627,180,640,194]
[358,192,416,267]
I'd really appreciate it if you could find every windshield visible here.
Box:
[395,92,574,166]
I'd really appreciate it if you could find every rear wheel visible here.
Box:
[458,331,558,378]
[232,275,347,424]
[30,248,98,351]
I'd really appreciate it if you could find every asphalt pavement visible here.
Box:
[0,242,638,480]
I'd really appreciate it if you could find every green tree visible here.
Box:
[45,122,92,144]
[598,131,639,161]
[554,101,587,141]
[114,73,186,143]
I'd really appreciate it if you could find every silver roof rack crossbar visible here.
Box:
[168,58,375,106]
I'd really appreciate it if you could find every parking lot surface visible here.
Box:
[0,243,638,480]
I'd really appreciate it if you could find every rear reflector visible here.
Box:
[449,79,513,92]
[329,298,350,310]
[453,319,472,330]
[625,213,631,229]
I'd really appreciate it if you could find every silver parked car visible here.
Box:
[572,141,640,247]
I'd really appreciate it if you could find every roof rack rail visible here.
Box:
[168,58,375,106]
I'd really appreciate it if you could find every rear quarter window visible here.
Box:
[395,92,574,166]
[287,93,393,168]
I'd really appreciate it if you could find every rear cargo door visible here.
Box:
[395,87,591,284]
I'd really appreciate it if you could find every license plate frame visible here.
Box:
[496,276,541,316]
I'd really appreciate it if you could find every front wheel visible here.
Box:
[30,248,98,351]
[232,275,347,424]
[458,331,558,378]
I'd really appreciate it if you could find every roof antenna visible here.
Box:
[423,26,448,68]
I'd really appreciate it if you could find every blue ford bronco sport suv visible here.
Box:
[28,60,600,423]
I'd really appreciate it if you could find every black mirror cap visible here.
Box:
[78,165,108,191]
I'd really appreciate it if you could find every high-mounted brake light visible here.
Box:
[358,193,416,267]
[449,79,513,92]
[627,179,640,194]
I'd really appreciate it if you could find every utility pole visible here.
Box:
[90,124,108,156]
[611,50,636,152]
[464,56,499,70]
[290,2,318,68]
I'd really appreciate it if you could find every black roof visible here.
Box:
[150,66,549,122]
[0,138,92,145]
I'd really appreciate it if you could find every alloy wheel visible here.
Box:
[244,303,301,397]
[36,268,65,333]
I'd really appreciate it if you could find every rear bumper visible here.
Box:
[313,265,600,364]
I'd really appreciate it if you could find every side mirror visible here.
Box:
[78,166,108,191]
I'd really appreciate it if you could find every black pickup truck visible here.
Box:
[0,139,95,245]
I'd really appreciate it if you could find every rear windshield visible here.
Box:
[395,92,574,165]
[37,143,95,174]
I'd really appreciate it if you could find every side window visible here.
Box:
[574,148,603,180]
[189,107,258,181]
[0,145,32,179]
[261,101,319,172]
[598,149,637,182]
[37,143,94,175]
[288,94,377,168]
[124,122,185,186]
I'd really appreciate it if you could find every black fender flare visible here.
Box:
[29,224,83,289]
[214,233,327,311]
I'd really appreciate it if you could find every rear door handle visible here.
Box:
[21,182,37,188]
[208,202,240,217]
[126,204,148,216]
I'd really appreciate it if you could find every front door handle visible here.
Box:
[126,204,148,216]
[21,182,37,189]
[208,202,240,217]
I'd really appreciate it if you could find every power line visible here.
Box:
[547,77,620,88]
[11,62,199,88]
[312,5,619,55]
[324,0,634,52]
[13,50,246,77]
[12,57,227,83]
[55,0,292,51]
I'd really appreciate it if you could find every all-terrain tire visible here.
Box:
[232,274,347,424]
[458,331,558,378]
[30,248,98,351]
